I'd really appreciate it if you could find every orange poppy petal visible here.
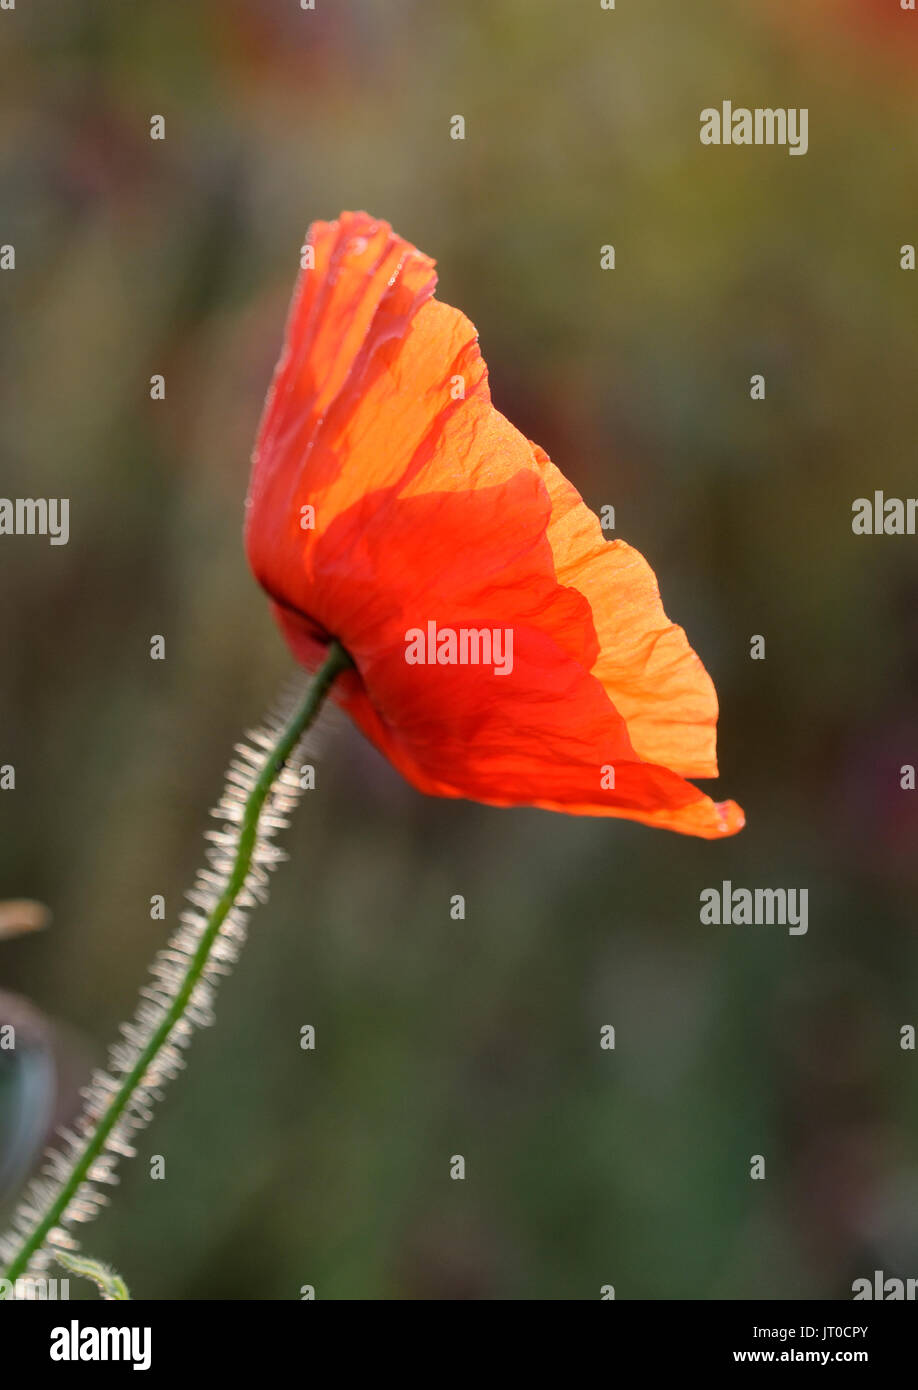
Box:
[246,212,743,838]
[529,443,721,778]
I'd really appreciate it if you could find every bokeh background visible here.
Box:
[2,0,917,1300]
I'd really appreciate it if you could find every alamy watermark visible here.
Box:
[852,492,918,535]
[404,621,514,676]
[700,881,808,935]
[50,1320,151,1370]
[0,1276,70,1299]
[700,103,808,157]
[852,1270,917,1300]
[0,498,70,545]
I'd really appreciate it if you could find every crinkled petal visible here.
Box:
[246,212,743,838]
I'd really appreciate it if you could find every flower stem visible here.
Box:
[0,640,352,1290]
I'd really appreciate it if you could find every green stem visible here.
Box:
[1,640,352,1289]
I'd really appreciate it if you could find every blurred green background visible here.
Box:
[2,0,918,1299]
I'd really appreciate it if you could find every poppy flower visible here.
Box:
[245,212,743,838]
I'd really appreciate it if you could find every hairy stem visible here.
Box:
[1,640,351,1291]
